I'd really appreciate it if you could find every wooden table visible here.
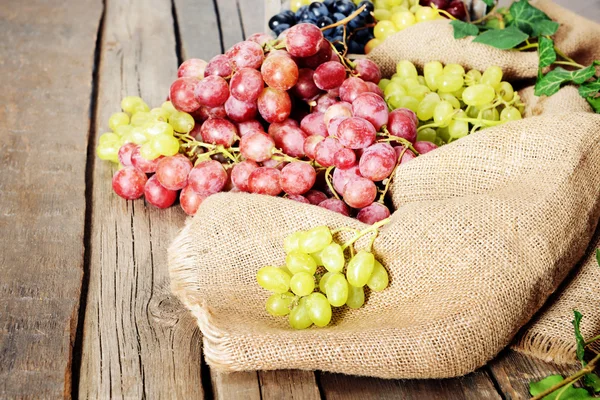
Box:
[1,0,596,398]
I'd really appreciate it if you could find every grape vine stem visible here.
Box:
[320,5,366,33]
[325,166,341,201]
[341,217,390,250]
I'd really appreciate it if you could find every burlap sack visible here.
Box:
[368,0,600,80]
[169,84,600,378]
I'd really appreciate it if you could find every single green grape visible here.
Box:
[346,285,365,309]
[151,134,180,157]
[150,107,171,122]
[436,126,450,143]
[443,63,465,76]
[416,127,437,143]
[311,251,324,266]
[396,60,418,80]
[448,117,469,140]
[433,100,455,125]
[373,9,392,20]
[389,95,419,113]
[391,11,415,30]
[306,292,332,327]
[500,106,522,121]
[423,61,443,91]
[121,96,149,115]
[374,20,398,40]
[319,272,333,293]
[480,107,499,121]
[299,226,332,254]
[439,93,461,109]
[109,112,130,132]
[266,292,296,316]
[284,231,305,254]
[384,81,406,98]
[169,111,195,133]
[481,66,503,89]
[497,82,514,102]
[161,100,178,115]
[391,4,409,13]
[417,93,441,121]
[452,86,465,101]
[290,272,315,297]
[386,0,404,6]
[325,272,349,307]
[415,6,438,22]
[406,85,430,102]
[115,124,133,137]
[96,142,119,163]
[140,142,161,160]
[465,69,482,86]
[462,84,496,107]
[400,77,420,90]
[346,250,375,288]
[99,132,120,145]
[257,266,291,294]
[123,127,148,145]
[286,251,317,275]
[435,74,464,93]
[320,242,345,273]
[378,78,391,91]
[289,297,312,330]
[146,121,174,137]
[130,111,152,127]
[467,105,481,119]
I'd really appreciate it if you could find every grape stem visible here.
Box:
[378,126,420,155]
[436,8,457,21]
[325,166,341,201]
[585,334,600,346]
[341,217,390,250]
[378,145,407,204]
[320,5,366,33]
[453,117,505,127]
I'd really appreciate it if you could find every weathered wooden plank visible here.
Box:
[173,0,222,60]
[215,0,246,49]
[211,371,262,400]
[0,0,102,398]
[319,370,502,400]
[489,350,580,399]
[78,0,203,397]
[259,370,321,400]
[238,0,268,38]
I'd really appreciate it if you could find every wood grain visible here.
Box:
[78,0,203,397]
[0,0,102,398]
[211,371,262,400]
[173,0,222,60]
[259,370,321,400]
[489,350,580,399]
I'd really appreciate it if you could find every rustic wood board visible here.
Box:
[0,0,102,398]
[78,0,203,398]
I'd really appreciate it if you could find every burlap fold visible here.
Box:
[169,85,600,377]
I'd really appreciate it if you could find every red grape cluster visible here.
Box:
[106,23,438,224]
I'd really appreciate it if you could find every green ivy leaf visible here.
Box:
[472,26,529,50]
[578,80,600,98]
[538,36,557,68]
[532,20,560,36]
[583,373,600,393]
[571,65,597,84]
[509,0,554,36]
[529,375,593,399]
[451,20,480,39]
[589,97,600,113]
[572,310,586,364]
[535,66,597,96]
[482,0,495,7]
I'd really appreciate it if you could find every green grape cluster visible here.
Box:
[256,224,390,329]
[378,60,524,146]
[96,96,195,164]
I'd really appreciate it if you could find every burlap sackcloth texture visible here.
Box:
[169,79,600,377]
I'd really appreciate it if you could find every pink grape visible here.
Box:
[238,120,264,136]
[315,93,339,113]
[112,167,147,200]
[305,190,328,205]
[231,160,259,192]
[240,130,275,162]
[170,77,201,112]
[332,165,361,195]
[262,158,287,170]
[280,162,316,195]
[188,160,228,195]
[333,148,356,169]
[303,135,325,159]
[195,75,229,108]
[178,58,207,79]
[291,68,321,100]
[285,23,324,58]
[266,49,292,59]
[180,185,206,215]
[224,95,257,122]
[156,154,193,190]
[343,177,377,208]
[247,32,274,46]
[204,54,233,78]
[193,105,227,121]
[328,86,340,98]
[299,39,332,69]
[315,137,343,167]
[318,198,350,216]
[144,175,178,209]
[365,81,384,98]
[339,77,369,103]
[225,40,264,70]
[327,116,348,137]
[337,117,376,149]
[354,59,381,83]
[359,143,396,181]
[200,118,238,147]
[323,102,352,127]
[413,141,438,154]
[268,118,299,135]
[388,109,418,143]
[395,108,418,126]
[394,146,417,163]
[300,112,327,137]
[118,143,137,167]
[257,88,291,123]
[314,61,346,90]
[271,125,307,158]
[357,203,390,225]
[261,55,299,91]
[352,93,388,130]
[131,147,162,173]
[230,68,264,102]
[248,167,282,196]
[288,194,310,204]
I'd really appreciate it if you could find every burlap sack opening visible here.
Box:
[368,0,600,80]
[169,84,600,378]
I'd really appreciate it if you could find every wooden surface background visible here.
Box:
[0,0,597,398]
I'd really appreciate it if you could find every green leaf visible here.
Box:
[587,96,600,113]
[529,375,593,399]
[509,0,554,36]
[538,36,556,68]
[583,373,600,393]
[596,248,600,267]
[535,66,597,96]
[451,20,480,39]
[482,0,494,7]
[532,20,560,36]
[571,64,597,84]
[572,310,586,364]
[472,26,529,50]
[578,80,600,98]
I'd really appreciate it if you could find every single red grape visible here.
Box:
[318,198,350,216]
[365,81,384,98]
[337,117,377,149]
[354,59,381,84]
[299,39,332,69]
[247,32,274,46]
[280,162,316,195]
[446,0,468,20]
[204,54,233,78]
[287,194,310,204]
[332,164,361,195]
[285,23,324,58]
[352,93,389,131]
[195,75,229,108]
[112,167,147,200]
[200,118,238,147]
[118,143,137,167]
[240,130,275,162]
[257,87,291,123]
[188,160,228,195]
[225,40,264,70]
[144,175,178,209]
[357,202,390,225]
[343,177,377,208]
[388,108,418,143]
[324,102,352,127]
[180,185,206,215]
[314,61,346,90]
[261,55,299,91]
[300,112,327,137]
[231,160,259,192]
[271,125,307,158]
[413,141,438,154]
[193,105,227,121]
[248,167,282,196]
[305,189,328,205]
[333,148,356,169]
[394,146,417,163]
[238,120,264,136]
[291,68,322,100]
[359,143,396,181]
[170,77,201,112]
[178,58,207,79]
[339,77,369,103]
[156,154,193,190]
[224,95,257,122]
[303,135,325,160]
[315,137,343,167]
[230,68,264,102]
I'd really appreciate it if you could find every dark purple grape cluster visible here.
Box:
[268,0,375,54]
